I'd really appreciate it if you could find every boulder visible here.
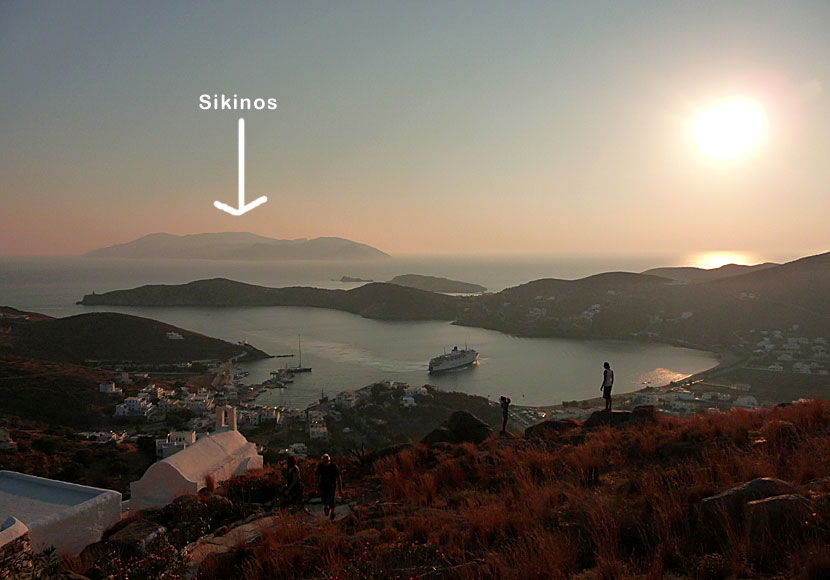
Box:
[584,407,659,429]
[421,411,494,446]
[747,494,814,545]
[422,427,457,446]
[583,410,633,429]
[446,410,494,444]
[524,419,580,439]
[696,478,797,542]
[631,405,659,423]
[107,518,166,556]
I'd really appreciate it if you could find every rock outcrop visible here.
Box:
[524,418,580,439]
[422,411,494,446]
[583,406,658,429]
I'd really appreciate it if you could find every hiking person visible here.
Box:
[499,395,511,434]
[315,453,342,520]
[281,455,303,505]
[600,361,614,410]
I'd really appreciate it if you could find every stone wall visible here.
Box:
[0,518,32,579]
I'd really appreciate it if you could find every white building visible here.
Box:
[140,384,164,399]
[98,381,122,395]
[404,385,429,397]
[701,392,731,402]
[768,363,784,372]
[286,443,307,458]
[0,471,121,555]
[114,396,153,417]
[335,391,358,409]
[130,407,262,510]
[309,422,329,440]
[0,428,16,451]
[734,395,759,408]
[185,391,215,413]
[631,392,658,406]
[249,407,280,426]
[166,332,184,340]
[400,395,417,408]
[155,431,198,459]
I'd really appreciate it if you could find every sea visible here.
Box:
[0,255,720,408]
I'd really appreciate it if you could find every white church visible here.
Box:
[129,405,262,510]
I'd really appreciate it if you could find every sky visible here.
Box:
[1,1,828,263]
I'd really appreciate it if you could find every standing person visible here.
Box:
[315,453,342,521]
[499,395,511,434]
[600,361,614,410]
[281,455,303,505]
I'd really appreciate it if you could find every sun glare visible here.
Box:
[690,251,756,270]
[693,99,764,159]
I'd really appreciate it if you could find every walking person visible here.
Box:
[499,395,511,434]
[281,455,303,505]
[315,453,342,521]
[600,361,614,410]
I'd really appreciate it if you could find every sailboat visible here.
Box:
[286,335,312,373]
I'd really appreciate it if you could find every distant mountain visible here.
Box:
[642,262,780,283]
[84,232,391,261]
[388,274,486,294]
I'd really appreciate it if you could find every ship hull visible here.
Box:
[428,350,479,373]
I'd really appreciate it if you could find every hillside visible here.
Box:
[0,354,115,427]
[643,262,779,283]
[76,251,830,349]
[79,279,464,321]
[458,254,830,345]
[388,274,487,294]
[2,310,270,365]
[84,232,391,261]
[52,399,830,579]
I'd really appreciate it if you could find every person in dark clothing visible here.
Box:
[281,455,303,505]
[315,453,342,520]
[499,395,511,434]
[600,361,614,410]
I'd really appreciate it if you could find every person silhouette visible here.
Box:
[499,395,511,434]
[315,453,342,520]
[600,362,614,411]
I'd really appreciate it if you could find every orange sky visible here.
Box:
[1,2,828,261]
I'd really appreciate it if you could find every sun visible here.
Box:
[693,99,764,159]
[690,251,757,269]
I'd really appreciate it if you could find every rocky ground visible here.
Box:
[20,400,830,580]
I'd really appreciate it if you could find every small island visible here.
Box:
[388,274,487,294]
[340,276,374,283]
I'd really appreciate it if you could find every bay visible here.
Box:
[0,256,719,408]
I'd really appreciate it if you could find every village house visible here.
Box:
[631,392,658,406]
[734,395,759,408]
[98,381,122,395]
[403,385,429,397]
[335,391,358,409]
[0,428,16,451]
[155,431,198,459]
[400,395,417,408]
[114,396,153,417]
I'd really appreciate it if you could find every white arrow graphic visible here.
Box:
[214,118,268,216]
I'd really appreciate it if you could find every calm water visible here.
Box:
[0,256,719,407]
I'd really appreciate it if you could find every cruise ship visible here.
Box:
[428,346,479,373]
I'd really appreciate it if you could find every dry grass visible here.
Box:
[197,399,830,580]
